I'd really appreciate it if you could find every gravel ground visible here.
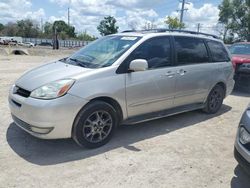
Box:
[0,54,250,188]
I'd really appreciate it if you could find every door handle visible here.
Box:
[177,69,187,75]
[164,71,175,78]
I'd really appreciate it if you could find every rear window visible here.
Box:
[207,41,230,62]
[229,44,250,55]
[174,37,209,65]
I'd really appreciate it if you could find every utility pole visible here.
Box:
[197,23,201,32]
[179,0,188,24]
[40,18,43,32]
[177,0,189,28]
[68,0,71,26]
[68,7,70,26]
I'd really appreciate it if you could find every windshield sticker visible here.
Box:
[122,44,130,49]
[121,36,138,41]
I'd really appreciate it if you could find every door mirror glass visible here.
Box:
[129,59,148,72]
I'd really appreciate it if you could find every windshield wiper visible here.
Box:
[68,58,89,68]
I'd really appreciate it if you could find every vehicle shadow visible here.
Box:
[231,165,250,188]
[7,104,231,166]
[232,86,250,97]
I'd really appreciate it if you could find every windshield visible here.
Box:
[229,44,250,55]
[63,35,141,68]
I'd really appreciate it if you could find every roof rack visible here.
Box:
[121,28,220,39]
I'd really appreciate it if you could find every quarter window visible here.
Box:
[207,41,230,62]
[174,37,209,65]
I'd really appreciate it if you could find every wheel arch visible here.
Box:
[71,96,124,140]
[89,96,124,123]
[205,81,227,103]
[215,81,227,98]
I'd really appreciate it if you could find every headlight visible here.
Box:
[239,126,250,145]
[30,79,75,99]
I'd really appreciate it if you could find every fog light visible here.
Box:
[30,126,53,134]
[239,127,250,145]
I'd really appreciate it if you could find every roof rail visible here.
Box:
[121,28,220,39]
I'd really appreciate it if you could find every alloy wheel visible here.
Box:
[82,111,113,143]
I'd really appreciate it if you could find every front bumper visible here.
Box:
[237,63,250,74]
[234,146,250,175]
[8,85,88,139]
[234,109,250,175]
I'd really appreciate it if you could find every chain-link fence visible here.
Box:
[22,38,91,47]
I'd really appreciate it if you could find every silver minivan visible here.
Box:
[9,30,235,148]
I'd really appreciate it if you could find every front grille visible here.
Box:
[14,86,31,98]
[244,143,250,151]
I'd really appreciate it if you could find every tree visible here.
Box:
[0,23,4,32]
[0,19,97,40]
[97,16,119,36]
[16,19,40,38]
[218,0,232,41]
[219,0,250,42]
[164,16,185,29]
[77,32,96,41]
[43,22,53,38]
[53,20,76,39]
[2,22,18,36]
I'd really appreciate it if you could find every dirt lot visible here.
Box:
[0,53,250,188]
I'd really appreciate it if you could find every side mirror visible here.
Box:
[129,59,148,72]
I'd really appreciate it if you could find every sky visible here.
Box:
[0,0,223,36]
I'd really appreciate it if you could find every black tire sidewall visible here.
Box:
[205,85,224,114]
[73,101,118,148]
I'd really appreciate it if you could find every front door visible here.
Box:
[124,36,177,117]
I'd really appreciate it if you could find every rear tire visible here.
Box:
[203,85,225,114]
[72,101,118,148]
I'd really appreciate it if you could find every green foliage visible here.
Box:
[219,0,250,41]
[164,16,185,29]
[0,19,97,41]
[0,19,79,40]
[53,20,76,38]
[16,19,40,38]
[97,16,119,36]
[219,0,232,24]
[43,22,53,37]
[77,32,96,41]
[0,23,4,32]
[2,22,19,36]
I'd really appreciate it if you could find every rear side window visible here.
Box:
[207,41,230,62]
[174,37,209,65]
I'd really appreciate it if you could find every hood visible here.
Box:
[16,61,91,91]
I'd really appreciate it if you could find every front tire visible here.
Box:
[72,101,118,148]
[203,85,225,114]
